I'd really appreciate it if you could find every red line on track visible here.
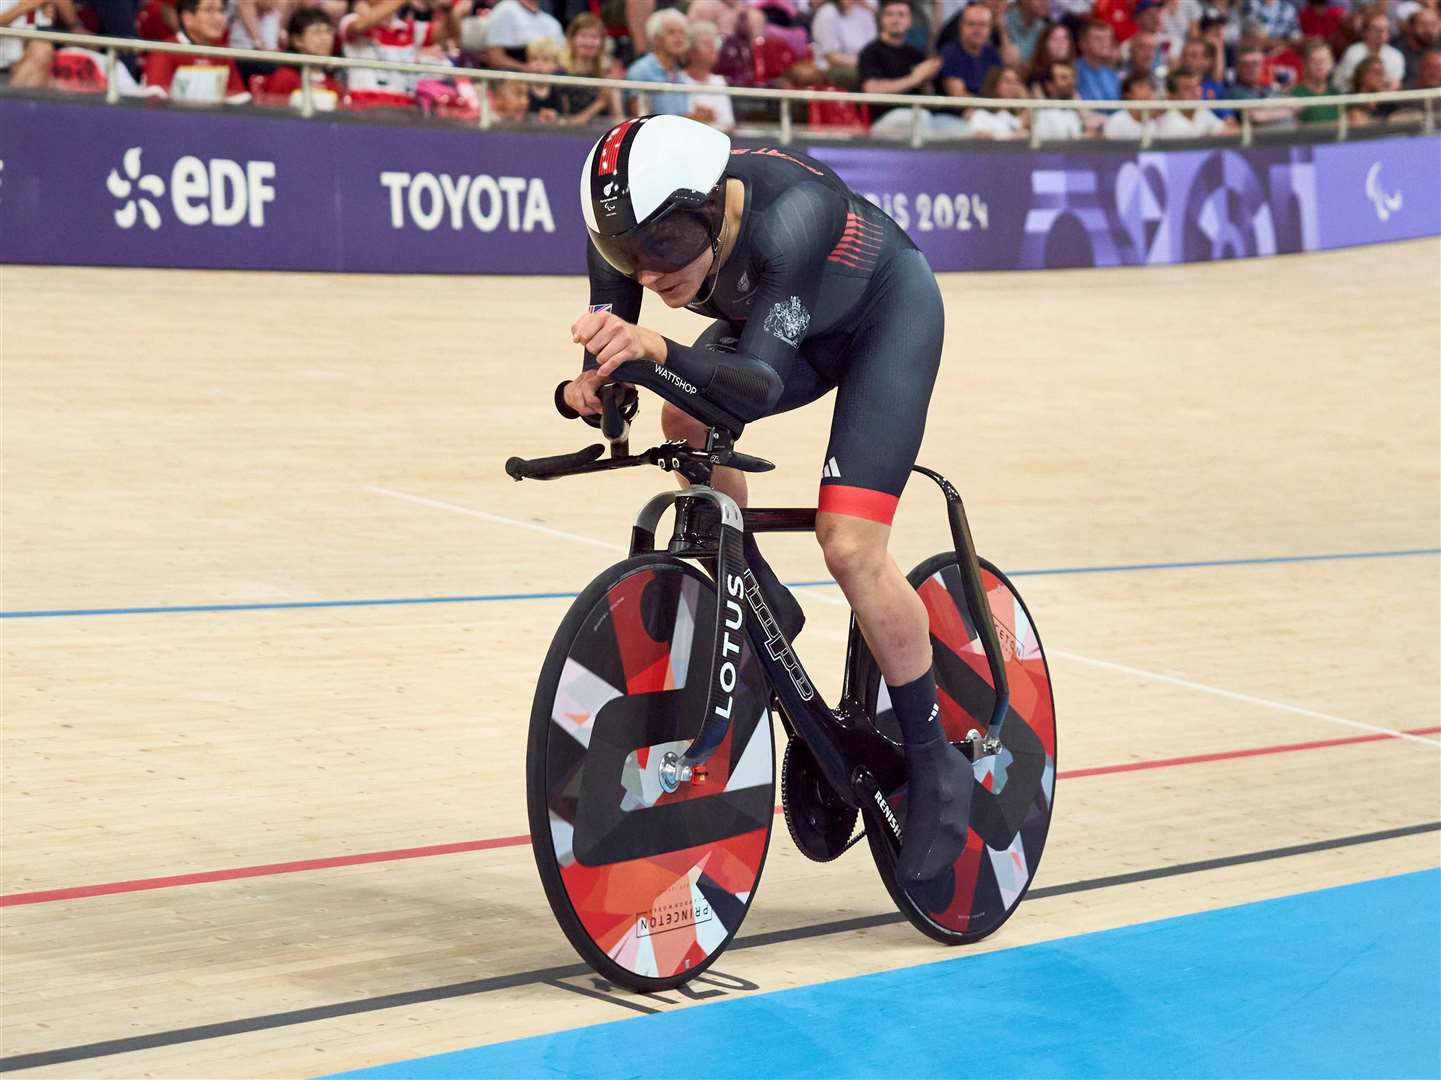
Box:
[3,726,1436,909]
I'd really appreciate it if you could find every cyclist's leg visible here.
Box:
[811,248,971,885]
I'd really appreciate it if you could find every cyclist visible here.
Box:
[562,114,972,888]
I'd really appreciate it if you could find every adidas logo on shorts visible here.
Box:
[820,456,842,480]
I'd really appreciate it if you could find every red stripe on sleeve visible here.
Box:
[818,484,900,525]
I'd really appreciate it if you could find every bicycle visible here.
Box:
[506,368,1057,992]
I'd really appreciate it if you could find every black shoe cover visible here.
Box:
[897,738,975,886]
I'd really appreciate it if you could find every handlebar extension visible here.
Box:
[505,443,605,481]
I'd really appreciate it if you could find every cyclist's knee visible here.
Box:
[661,402,708,448]
[816,513,889,584]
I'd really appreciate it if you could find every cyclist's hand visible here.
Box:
[562,370,606,416]
[571,311,663,377]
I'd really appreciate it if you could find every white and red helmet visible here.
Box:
[581,114,731,276]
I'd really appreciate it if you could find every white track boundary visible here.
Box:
[365,485,627,553]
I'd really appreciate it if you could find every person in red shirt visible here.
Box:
[1298,0,1345,51]
[144,0,249,102]
[1093,0,1137,44]
[261,7,347,107]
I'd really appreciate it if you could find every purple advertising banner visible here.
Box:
[1,96,1437,274]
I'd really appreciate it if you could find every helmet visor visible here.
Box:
[590,189,724,277]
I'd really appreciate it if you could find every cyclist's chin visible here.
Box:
[649,279,700,308]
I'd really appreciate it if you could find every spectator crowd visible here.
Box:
[2,0,1438,135]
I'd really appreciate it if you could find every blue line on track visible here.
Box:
[3,547,1436,620]
[322,869,1441,1080]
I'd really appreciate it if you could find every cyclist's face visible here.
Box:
[635,246,713,308]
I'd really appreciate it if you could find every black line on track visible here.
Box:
[2,821,1436,1073]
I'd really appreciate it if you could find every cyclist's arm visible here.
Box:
[659,187,839,423]
[582,239,643,371]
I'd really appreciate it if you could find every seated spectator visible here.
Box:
[1156,67,1234,134]
[860,0,967,136]
[1393,6,1438,85]
[516,36,562,115]
[145,0,251,102]
[1129,0,1181,67]
[625,7,691,114]
[1034,58,1096,137]
[491,76,532,122]
[965,63,1030,137]
[483,0,564,72]
[1334,6,1404,89]
[1002,0,1049,67]
[809,0,877,89]
[934,0,1004,57]
[1025,21,1073,92]
[1120,29,1164,90]
[1103,69,1158,137]
[1226,42,1272,95]
[1225,40,1294,116]
[263,6,346,108]
[525,34,562,72]
[1240,0,1298,49]
[532,12,621,125]
[1,0,80,88]
[341,0,460,102]
[1178,37,1226,102]
[1408,46,1441,90]
[940,2,1002,96]
[1290,36,1339,122]
[682,19,735,128]
[1345,54,1397,122]
[1234,16,1300,86]
[1073,19,1120,101]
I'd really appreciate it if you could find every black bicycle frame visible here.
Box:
[626,467,1012,823]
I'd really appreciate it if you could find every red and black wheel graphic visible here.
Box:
[527,555,775,990]
[860,554,1056,944]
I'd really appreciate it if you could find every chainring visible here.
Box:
[781,739,859,863]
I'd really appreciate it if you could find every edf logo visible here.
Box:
[106,147,277,230]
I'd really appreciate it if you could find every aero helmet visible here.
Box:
[581,114,731,277]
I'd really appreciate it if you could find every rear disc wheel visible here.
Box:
[859,554,1057,945]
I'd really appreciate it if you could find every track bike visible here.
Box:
[506,368,1057,992]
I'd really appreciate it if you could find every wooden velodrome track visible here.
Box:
[2,241,1439,1077]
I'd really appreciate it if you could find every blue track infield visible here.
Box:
[3,546,1437,619]
[325,869,1441,1080]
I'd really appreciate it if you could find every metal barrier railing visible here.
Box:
[2,25,1436,147]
